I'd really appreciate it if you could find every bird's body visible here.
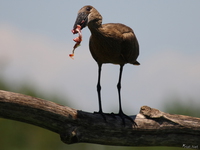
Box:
[89,23,139,65]
[72,5,140,125]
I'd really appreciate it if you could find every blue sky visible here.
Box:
[0,1,200,114]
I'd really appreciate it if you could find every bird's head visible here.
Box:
[72,5,102,34]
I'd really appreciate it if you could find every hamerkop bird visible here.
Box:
[72,5,140,124]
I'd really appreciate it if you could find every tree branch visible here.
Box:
[0,90,200,148]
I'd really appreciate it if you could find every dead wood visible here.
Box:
[0,90,199,148]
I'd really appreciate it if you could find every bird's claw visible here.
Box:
[117,111,137,127]
[94,111,107,122]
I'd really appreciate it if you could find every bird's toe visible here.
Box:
[94,111,107,122]
[118,111,137,127]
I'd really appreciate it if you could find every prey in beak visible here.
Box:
[69,12,89,59]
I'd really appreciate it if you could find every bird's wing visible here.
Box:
[120,26,140,65]
[93,23,140,65]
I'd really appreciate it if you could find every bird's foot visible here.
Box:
[94,110,107,122]
[117,111,137,127]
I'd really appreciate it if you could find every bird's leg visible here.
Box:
[94,63,106,121]
[117,64,124,115]
[97,63,103,113]
[117,64,137,126]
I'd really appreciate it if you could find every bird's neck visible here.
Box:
[88,22,102,36]
[87,13,103,34]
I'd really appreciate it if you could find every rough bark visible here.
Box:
[0,90,200,148]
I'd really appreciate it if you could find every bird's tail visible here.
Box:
[133,61,140,66]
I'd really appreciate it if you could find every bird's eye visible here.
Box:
[86,7,91,11]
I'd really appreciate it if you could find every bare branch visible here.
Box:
[0,90,200,148]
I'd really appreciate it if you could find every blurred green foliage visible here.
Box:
[0,75,198,150]
[163,95,200,118]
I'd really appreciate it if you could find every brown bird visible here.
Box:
[72,5,140,124]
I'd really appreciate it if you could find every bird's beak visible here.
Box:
[72,12,88,34]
